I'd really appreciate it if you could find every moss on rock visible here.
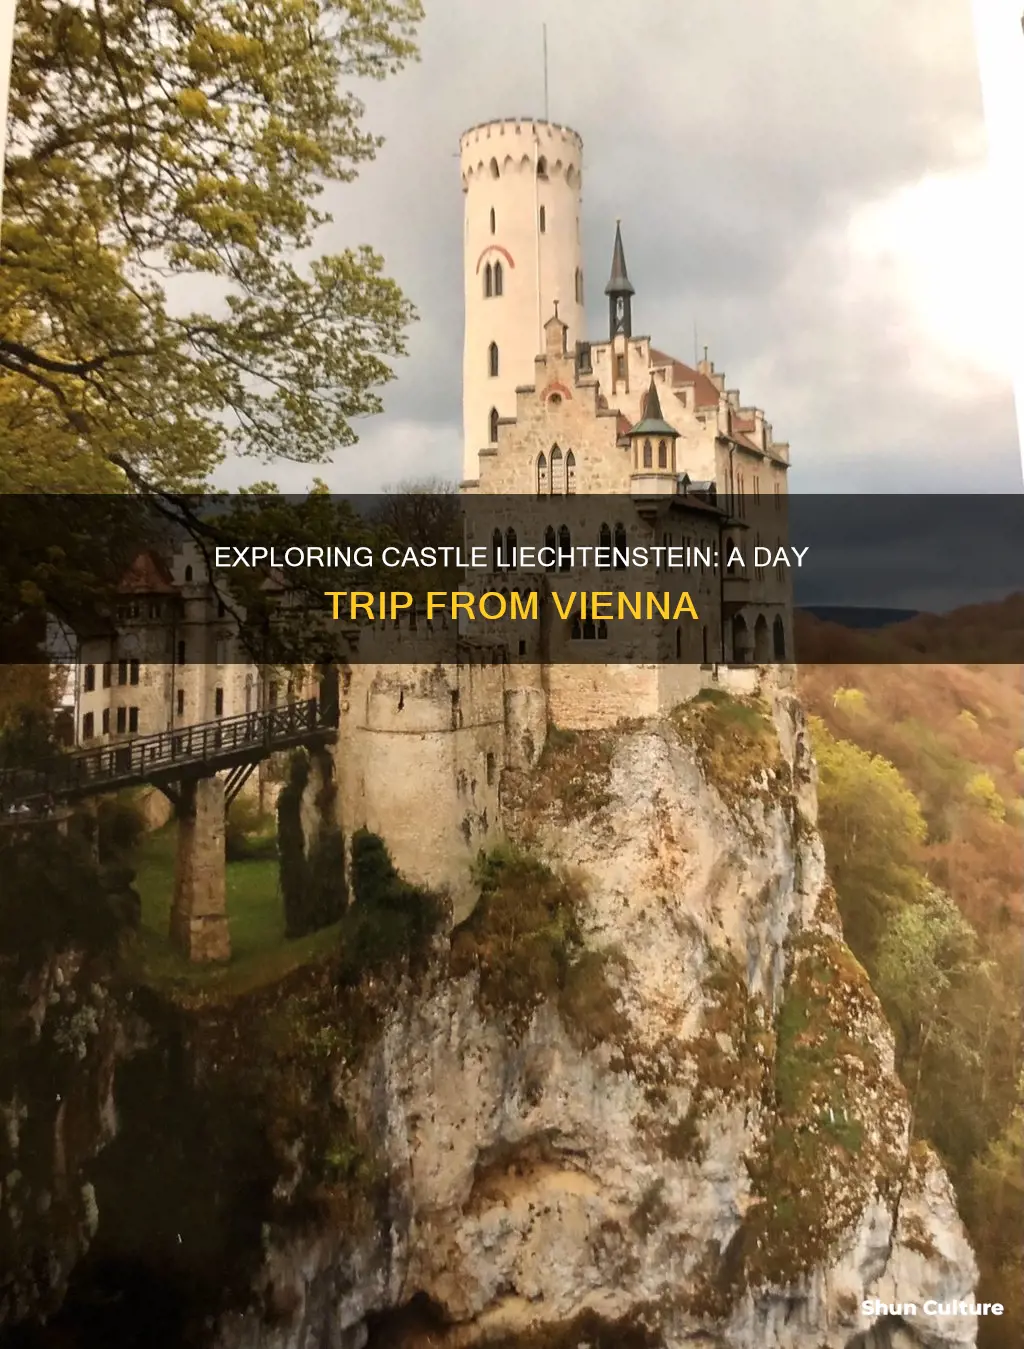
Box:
[670,689,789,808]
[450,844,628,1048]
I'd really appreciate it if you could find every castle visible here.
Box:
[69,117,794,921]
[334,117,794,914]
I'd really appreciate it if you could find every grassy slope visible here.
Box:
[125,826,340,1004]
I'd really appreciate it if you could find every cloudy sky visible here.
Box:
[218,0,1024,496]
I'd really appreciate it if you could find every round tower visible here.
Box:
[460,118,585,484]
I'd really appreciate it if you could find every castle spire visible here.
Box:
[605,219,634,339]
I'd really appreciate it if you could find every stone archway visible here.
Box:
[753,613,770,662]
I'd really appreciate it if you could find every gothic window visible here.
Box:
[484,262,493,297]
[583,618,596,640]
[565,450,576,494]
[599,522,612,567]
[616,354,626,380]
[539,205,546,232]
[571,617,582,640]
[536,155,547,179]
[184,564,193,581]
[643,439,652,469]
[490,207,496,234]
[658,439,667,469]
[494,260,503,295]
[537,451,548,495]
[550,444,564,494]
[492,528,503,572]
[597,620,608,639]
[544,525,557,571]
[489,407,499,443]
[614,522,627,568]
[505,527,517,560]
[488,342,499,377]
[490,157,500,179]
[558,524,571,572]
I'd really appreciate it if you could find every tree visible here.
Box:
[1,0,422,490]
[809,715,926,960]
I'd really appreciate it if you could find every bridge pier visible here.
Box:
[170,775,231,963]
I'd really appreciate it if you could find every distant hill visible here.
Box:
[795,592,1024,662]
[800,605,920,629]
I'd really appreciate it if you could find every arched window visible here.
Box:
[571,616,582,641]
[184,564,193,582]
[493,260,503,296]
[676,627,682,660]
[544,525,557,572]
[490,157,500,179]
[539,204,546,232]
[488,342,499,377]
[550,444,565,494]
[658,439,668,469]
[489,407,499,443]
[505,527,517,561]
[702,626,709,664]
[484,262,493,297]
[558,524,571,572]
[536,451,548,495]
[773,615,786,661]
[490,207,496,234]
[537,155,548,179]
[598,522,612,568]
[614,522,627,569]
[597,620,608,639]
[583,617,596,640]
[565,450,576,494]
[643,439,653,469]
[492,528,503,573]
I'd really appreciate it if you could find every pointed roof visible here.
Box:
[630,377,679,438]
[604,220,635,297]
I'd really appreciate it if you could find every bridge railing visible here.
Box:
[0,698,331,803]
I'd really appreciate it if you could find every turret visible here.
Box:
[629,377,679,495]
[459,119,585,484]
[605,219,634,340]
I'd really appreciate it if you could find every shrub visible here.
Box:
[337,830,446,986]
[225,792,275,862]
[451,844,626,1045]
[0,832,132,971]
[96,793,146,861]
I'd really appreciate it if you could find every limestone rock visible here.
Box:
[218,690,977,1349]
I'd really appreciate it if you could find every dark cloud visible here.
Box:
[217,0,1022,495]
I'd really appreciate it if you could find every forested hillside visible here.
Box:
[799,660,1024,1347]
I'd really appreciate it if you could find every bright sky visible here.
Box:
[968,0,1024,471]
[207,0,1019,496]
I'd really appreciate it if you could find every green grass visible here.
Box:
[123,826,340,1005]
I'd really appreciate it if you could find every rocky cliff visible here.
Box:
[210,687,978,1349]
